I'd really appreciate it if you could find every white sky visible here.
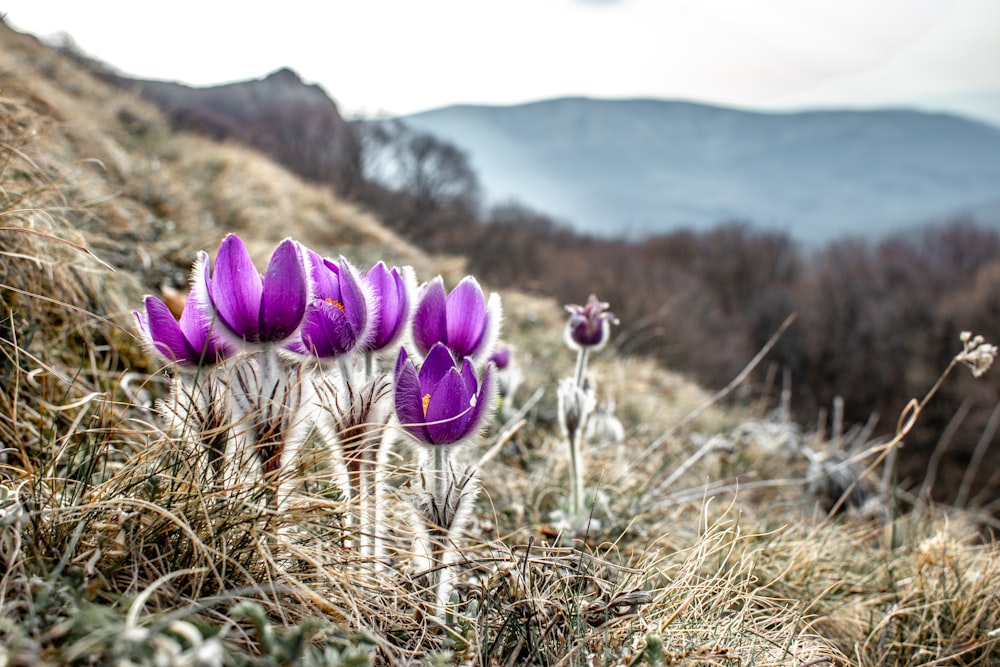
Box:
[4,0,1000,124]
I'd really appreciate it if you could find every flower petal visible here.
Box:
[177,256,230,363]
[309,251,342,302]
[419,342,458,394]
[138,295,196,364]
[395,345,410,379]
[394,348,430,441]
[366,260,391,296]
[334,257,368,338]
[425,366,473,445]
[259,239,307,342]
[477,291,503,363]
[445,276,488,358]
[209,234,263,342]
[489,344,511,369]
[459,356,478,395]
[299,300,357,357]
[366,262,407,350]
[283,337,309,356]
[466,360,494,436]
[178,301,224,364]
[412,277,448,356]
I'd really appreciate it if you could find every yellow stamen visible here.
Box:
[422,393,431,417]
[325,297,345,312]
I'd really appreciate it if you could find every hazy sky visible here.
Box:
[5,0,1000,124]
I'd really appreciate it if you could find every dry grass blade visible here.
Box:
[634,312,797,464]
[0,222,116,272]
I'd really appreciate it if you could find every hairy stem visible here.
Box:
[574,347,589,389]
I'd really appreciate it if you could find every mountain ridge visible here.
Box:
[103,67,360,188]
[92,57,1000,247]
[397,96,1000,244]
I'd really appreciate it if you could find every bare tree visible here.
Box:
[358,120,481,238]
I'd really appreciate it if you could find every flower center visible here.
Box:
[325,297,345,312]
[422,393,431,418]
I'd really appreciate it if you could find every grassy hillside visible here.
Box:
[3,21,1000,666]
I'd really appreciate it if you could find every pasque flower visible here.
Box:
[204,234,309,346]
[394,342,493,446]
[489,343,523,420]
[135,254,233,367]
[412,276,501,363]
[565,294,619,351]
[489,344,511,369]
[560,294,619,530]
[291,251,371,358]
[363,261,413,352]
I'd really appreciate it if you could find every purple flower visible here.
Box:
[204,234,309,345]
[394,343,493,446]
[565,294,618,351]
[412,276,501,363]
[291,251,371,358]
[135,254,233,367]
[363,261,413,352]
[489,344,512,369]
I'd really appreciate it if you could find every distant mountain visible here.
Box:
[397,98,1000,245]
[106,68,359,188]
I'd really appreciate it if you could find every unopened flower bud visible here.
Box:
[557,377,596,438]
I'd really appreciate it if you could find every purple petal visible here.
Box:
[366,261,392,299]
[139,295,195,364]
[178,261,232,363]
[445,276,488,358]
[395,346,410,379]
[299,300,357,357]
[259,239,307,342]
[412,277,448,356]
[334,257,368,337]
[572,318,604,347]
[283,337,309,356]
[393,348,430,441]
[309,252,343,302]
[477,291,503,364]
[209,234,263,342]
[419,342,459,395]
[466,361,494,436]
[425,367,473,444]
[489,345,511,369]
[459,356,478,395]
[189,251,243,355]
[367,262,406,350]
[177,299,223,364]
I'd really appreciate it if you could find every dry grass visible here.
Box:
[3,18,1000,667]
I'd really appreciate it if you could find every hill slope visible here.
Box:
[104,67,360,188]
[6,20,1000,667]
[399,97,1000,244]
